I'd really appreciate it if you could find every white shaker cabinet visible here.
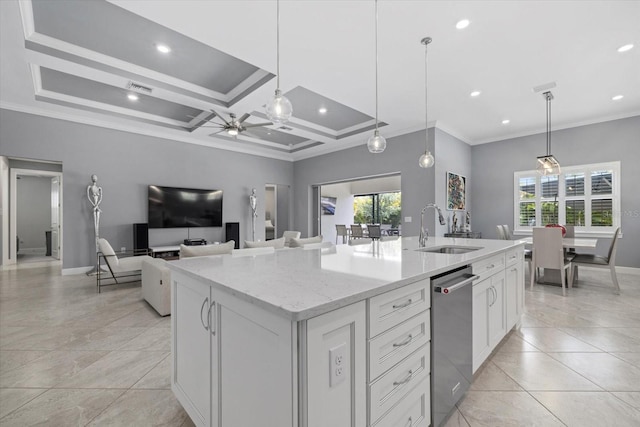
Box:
[505,249,525,331]
[172,277,216,427]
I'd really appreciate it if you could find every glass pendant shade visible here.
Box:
[266,89,293,124]
[367,129,387,153]
[418,150,435,168]
[536,155,561,175]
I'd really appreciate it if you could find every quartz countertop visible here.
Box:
[167,236,524,321]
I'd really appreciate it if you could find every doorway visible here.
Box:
[264,184,290,240]
[317,174,401,244]
[6,167,63,268]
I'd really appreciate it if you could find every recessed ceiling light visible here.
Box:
[612,95,624,101]
[502,119,510,125]
[456,19,470,30]
[127,93,139,101]
[318,107,327,114]
[156,44,171,54]
[470,90,481,97]
[617,44,634,53]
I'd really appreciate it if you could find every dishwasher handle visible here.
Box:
[434,274,478,295]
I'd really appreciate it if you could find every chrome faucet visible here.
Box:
[419,203,446,247]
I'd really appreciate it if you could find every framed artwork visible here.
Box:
[446,171,466,211]
[321,196,337,215]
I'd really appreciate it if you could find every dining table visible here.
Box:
[518,236,598,285]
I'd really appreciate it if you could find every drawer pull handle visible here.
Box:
[486,264,495,269]
[393,369,413,386]
[392,299,412,310]
[393,334,413,347]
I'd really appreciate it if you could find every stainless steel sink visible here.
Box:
[415,245,482,254]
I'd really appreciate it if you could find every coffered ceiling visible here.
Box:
[1,0,639,161]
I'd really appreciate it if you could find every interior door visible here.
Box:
[51,177,60,259]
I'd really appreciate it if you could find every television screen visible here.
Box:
[321,196,337,215]
[148,185,223,228]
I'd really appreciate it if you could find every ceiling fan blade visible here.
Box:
[209,130,227,136]
[243,122,273,128]
[237,113,251,124]
[210,109,231,127]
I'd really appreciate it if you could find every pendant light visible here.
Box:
[418,37,435,168]
[367,0,386,154]
[265,0,293,124]
[536,91,561,175]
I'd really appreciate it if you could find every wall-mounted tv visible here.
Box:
[148,185,223,228]
[321,196,337,215]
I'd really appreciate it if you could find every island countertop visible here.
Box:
[167,236,524,321]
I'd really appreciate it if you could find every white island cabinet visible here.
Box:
[169,237,524,427]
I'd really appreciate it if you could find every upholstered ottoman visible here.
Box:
[142,257,171,316]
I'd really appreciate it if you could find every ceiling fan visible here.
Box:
[193,109,273,138]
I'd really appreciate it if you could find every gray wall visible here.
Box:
[471,115,640,268]
[16,176,51,250]
[0,109,293,269]
[293,128,470,239]
[434,128,472,236]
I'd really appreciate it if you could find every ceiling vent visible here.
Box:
[126,81,153,94]
[278,125,293,131]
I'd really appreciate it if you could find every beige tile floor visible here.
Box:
[0,264,638,426]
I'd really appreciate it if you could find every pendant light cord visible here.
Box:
[276,0,281,89]
[374,0,379,131]
[424,39,429,152]
[546,93,551,155]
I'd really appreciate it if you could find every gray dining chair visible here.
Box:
[367,224,382,241]
[335,225,348,244]
[502,224,512,240]
[531,227,573,296]
[350,224,365,240]
[570,227,621,294]
[496,225,506,240]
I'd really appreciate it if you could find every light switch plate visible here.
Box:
[329,343,347,387]
[404,216,412,223]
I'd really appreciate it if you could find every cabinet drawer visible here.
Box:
[369,343,430,424]
[369,310,430,381]
[373,376,430,427]
[368,280,430,338]
[472,253,505,282]
[505,247,523,267]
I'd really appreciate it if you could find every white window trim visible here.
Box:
[513,161,621,238]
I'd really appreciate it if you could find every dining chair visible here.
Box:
[496,225,506,240]
[570,227,621,294]
[502,224,512,240]
[531,227,573,296]
[367,224,382,241]
[350,224,365,240]
[335,225,348,244]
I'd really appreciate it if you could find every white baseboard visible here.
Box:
[579,265,640,275]
[62,266,95,275]
[18,247,46,255]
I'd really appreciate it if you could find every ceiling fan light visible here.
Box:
[367,129,387,153]
[419,151,435,168]
[266,89,293,124]
[536,155,561,175]
[227,128,239,136]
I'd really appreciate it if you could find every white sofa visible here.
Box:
[142,257,171,316]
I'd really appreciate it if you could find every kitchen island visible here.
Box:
[168,236,525,427]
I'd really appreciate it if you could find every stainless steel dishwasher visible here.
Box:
[431,265,477,427]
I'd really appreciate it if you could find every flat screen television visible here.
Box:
[148,185,223,228]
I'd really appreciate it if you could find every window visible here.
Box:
[514,161,620,235]
[354,192,401,227]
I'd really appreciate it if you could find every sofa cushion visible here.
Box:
[244,237,285,249]
[289,235,323,248]
[179,241,235,258]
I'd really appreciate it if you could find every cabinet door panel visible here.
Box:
[472,279,490,372]
[488,272,506,349]
[505,263,523,330]
[173,277,211,427]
